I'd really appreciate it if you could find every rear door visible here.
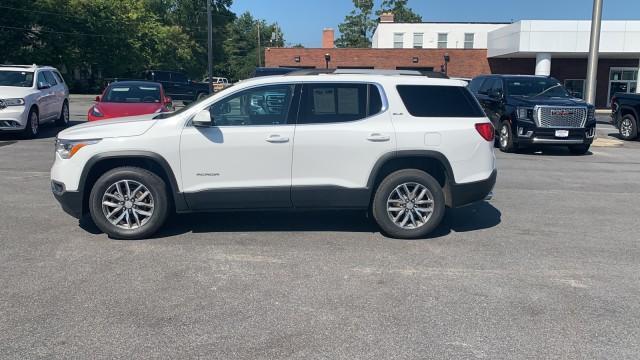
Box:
[170,72,193,101]
[43,71,64,119]
[35,71,54,119]
[290,82,395,208]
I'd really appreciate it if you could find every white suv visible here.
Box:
[0,65,70,138]
[51,72,496,239]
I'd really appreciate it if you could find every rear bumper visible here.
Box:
[449,169,497,208]
[51,181,83,219]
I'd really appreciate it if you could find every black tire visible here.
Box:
[89,167,169,239]
[22,107,39,139]
[619,114,638,140]
[372,169,445,239]
[55,100,70,126]
[498,120,517,153]
[569,144,591,155]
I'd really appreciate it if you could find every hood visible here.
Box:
[0,86,35,98]
[58,114,158,140]
[507,95,590,107]
[94,102,163,118]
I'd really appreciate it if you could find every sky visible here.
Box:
[230,0,640,48]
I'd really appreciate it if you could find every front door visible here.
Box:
[180,84,298,210]
[291,82,395,208]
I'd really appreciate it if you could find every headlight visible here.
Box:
[91,106,103,117]
[55,138,101,159]
[517,107,534,121]
[3,98,25,106]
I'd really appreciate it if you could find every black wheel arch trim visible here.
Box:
[78,151,187,214]
[619,105,638,121]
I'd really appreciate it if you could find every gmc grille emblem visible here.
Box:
[551,110,574,116]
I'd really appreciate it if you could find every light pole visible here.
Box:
[443,53,450,76]
[584,0,603,105]
[257,22,262,67]
[206,0,213,93]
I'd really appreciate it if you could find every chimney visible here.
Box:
[322,28,335,48]
[380,12,394,23]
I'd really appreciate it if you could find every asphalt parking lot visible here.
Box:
[1,97,639,359]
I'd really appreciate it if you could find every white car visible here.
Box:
[51,71,496,239]
[0,64,70,138]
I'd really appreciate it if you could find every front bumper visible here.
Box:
[449,169,497,208]
[51,181,84,219]
[514,122,595,146]
[0,106,28,131]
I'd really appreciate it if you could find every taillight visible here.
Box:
[475,123,495,142]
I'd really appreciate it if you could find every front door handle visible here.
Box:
[265,134,289,143]
[367,133,390,142]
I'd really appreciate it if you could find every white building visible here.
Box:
[372,15,640,107]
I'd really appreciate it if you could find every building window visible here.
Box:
[564,79,585,99]
[464,33,474,49]
[413,33,423,49]
[393,33,404,48]
[437,33,448,49]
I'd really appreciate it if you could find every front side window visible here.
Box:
[37,72,47,86]
[468,77,485,93]
[564,79,585,99]
[393,33,404,48]
[464,33,475,49]
[171,72,188,83]
[209,84,294,126]
[298,83,383,124]
[505,77,569,98]
[478,78,496,95]
[153,72,171,82]
[43,71,58,86]
[437,33,448,49]
[104,84,162,103]
[0,71,34,87]
[413,33,423,49]
[396,85,485,118]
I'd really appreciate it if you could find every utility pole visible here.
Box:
[257,21,262,67]
[585,0,603,105]
[206,0,213,93]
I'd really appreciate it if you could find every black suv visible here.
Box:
[468,75,596,154]
[141,70,210,104]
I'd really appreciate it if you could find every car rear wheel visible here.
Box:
[55,100,70,126]
[372,169,445,239]
[89,167,169,239]
[619,114,638,140]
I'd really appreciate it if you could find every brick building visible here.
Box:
[264,16,640,108]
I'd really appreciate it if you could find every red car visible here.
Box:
[88,81,173,121]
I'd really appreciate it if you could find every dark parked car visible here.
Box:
[141,70,209,103]
[468,75,596,154]
[611,93,639,141]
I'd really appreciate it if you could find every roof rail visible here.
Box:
[0,64,38,69]
[284,68,447,77]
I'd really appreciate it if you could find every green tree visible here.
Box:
[376,0,423,23]
[335,0,376,48]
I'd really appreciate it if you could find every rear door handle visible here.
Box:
[265,134,289,143]
[367,133,390,142]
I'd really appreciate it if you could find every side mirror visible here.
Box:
[95,95,101,102]
[164,96,173,105]
[192,109,214,127]
[489,89,503,100]
[38,82,51,90]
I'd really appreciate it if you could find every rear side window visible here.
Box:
[468,77,485,93]
[298,83,383,124]
[396,85,485,118]
[53,71,64,84]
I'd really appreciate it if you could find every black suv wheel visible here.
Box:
[619,114,638,140]
[372,169,445,239]
[498,120,517,153]
[89,167,169,239]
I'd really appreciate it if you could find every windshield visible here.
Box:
[0,71,34,87]
[506,78,569,98]
[104,84,161,103]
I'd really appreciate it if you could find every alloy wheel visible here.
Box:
[386,182,434,230]
[621,118,633,138]
[30,111,39,135]
[500,125,509,148]
[101,180,154,230]
[63,103,70,124]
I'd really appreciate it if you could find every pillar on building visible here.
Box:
[535,53,552,76]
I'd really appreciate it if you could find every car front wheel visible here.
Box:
[372,169,445,239]
[498,120,517,153]
[89,167,169,239]
[22,107,39,139]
